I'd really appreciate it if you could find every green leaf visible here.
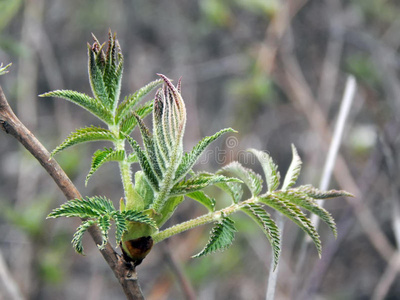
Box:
[281,191,337,237]
[296,185,354,199]
[215,182,243,204]
[221,161,263,196]
[241,203,281,269]
[103,31,123,111]
[98,215,111,249]
[259,194,321,256]
[47,198,101,219]
[119,101,153,134]
[193,216,237,258]
[125,135,159,191]
[174,128,236,182]
[154,195,185,227]
[88,43,111,109]
[248,149,280,192]
[51,126,117,156]
[170,174,240,196]
[133,113,162,179]
[72,219,96,255]
[112,211,127,245]
[186,191,216,212]
[116,78,163,123]
[122,210,157,229]
[282,144,302,190]
[86,148,125,185]
[39,90,113,124]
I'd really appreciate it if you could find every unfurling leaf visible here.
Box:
[296,185,354,199]
[248,149,280,192]
[193,216,237,258]
[282,144,302,190]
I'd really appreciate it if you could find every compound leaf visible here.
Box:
[86,148,125,185]
[248,149,280,192]
[282,144,302,190]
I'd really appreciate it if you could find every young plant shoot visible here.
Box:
[43,31,352,270]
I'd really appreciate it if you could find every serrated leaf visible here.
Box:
[193,217,237,258]
[186,191,216,212]
[72,219,96,255]
[125,135,159,192]
[174,128,236,182]
[103,31,123,111]
[51,126,117,156]
[84,196,116,214]
[282,144,302,190]
[86,148,125,185]
[133,113,162,179]
[112,211,127,245]
[296,185,354,199]
[116,78,163,123]
[122,210,157,229]
[259,194,321,256]
[88,44,111,109]
[170,174,240,196]
[119,101,153,134]
[248,149,281,192]
[47,198,101,219]
[215,182,243,204]
[97,215,111,249]
[221,161,263,196]
[281,191,337,237]
[39,90,113,124]
[241,203,281,269]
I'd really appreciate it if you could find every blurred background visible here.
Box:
[0,0,399,299]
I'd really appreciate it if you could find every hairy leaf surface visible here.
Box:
[282,144,302,190]
[51,126,117,156]
[72,220,96,254]
[86,148,125,185]
[174,128,236,182]
[215,182,243,204]
[259,194,322,256]
[40,90,113,124]
[248,149,280,192]
[221,161,263,196]
[241,203,281,269]
[193,217,237,258]
[296,185,354,199]
[116,78,163,123]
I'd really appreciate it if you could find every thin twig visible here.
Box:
[0,86,144,300]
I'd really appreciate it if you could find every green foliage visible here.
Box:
[86,148,125,185]
[44,32,351,270]
[48,196,156,254]
[240,203,280,269]
[193,216,237,258]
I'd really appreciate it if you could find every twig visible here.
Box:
[0,86,144,300]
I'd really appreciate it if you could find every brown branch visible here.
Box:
[0,86,144,300]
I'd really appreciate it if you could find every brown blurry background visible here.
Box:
[0,0,399,299]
